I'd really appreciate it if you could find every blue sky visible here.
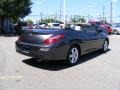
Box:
[25,0,120,23]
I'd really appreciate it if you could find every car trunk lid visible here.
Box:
[18,29,66,44]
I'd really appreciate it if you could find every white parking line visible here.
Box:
[0,76,23,80]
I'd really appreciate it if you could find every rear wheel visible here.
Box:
[114,30,118,35]
[66,46,80,65]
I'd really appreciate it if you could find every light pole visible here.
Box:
[110,1,113,24]
[102,5,105,22]
[37,3,42,23]
[63,0,66,25]
[99,15,102,21]
[88,6,94,20]
[40,13,43,22]
[110,0,119,23]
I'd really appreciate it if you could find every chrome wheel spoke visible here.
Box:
[69,48,79,64]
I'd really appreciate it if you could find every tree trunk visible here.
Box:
[0,16,2,33]
[0,16,5,34]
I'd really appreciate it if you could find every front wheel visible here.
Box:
[101,40,109,52]
[66,46,80,65]
[114,30,118,35]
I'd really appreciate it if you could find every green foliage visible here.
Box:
[0,0,32,20]
[70,16,86,23]
[27,19,33,24]
[42,18,56,23]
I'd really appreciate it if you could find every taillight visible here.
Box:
[43,34,64,45]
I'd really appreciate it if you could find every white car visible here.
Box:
[48,23,60,29]
[48,23,65,29]
[112,23,120,35]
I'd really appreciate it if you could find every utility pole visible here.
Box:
[63,0,66,25]
[118,16,120,23]
[102,5,105,22]
[99,15,102,21]
[74,15,76,23]
[59,0,62,21]
[55,12,58,20]
[40,13,43,22]
[110,1,113,24]
[37,3,42,22]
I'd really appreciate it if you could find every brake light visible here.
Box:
[44,35,64,45]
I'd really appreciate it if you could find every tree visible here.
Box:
[0,0,32,33]
[0,0,32,20]
[42,18,57,23]
[70,16,86,23]
[27,19,33,24]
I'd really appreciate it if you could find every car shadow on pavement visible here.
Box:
[22,49,111,71]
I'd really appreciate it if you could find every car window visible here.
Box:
[85,25,97,33]
[81,25,88,31]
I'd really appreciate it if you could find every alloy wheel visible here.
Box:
[114,30,118,35]
[67,47,79,65]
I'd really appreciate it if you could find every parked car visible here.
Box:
[16,24,109,65]
[47,23,60,29]
[112,23,120,35]
[35,23,48,29]
[19,22,34,34]
[90,23,109,35]
[48,23,64,29]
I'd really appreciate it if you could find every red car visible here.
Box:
[89,21,112,35]
[101,24,112,34]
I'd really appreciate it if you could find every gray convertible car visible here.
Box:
[16,24,109,65]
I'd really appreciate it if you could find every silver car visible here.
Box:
[112,23,120,35]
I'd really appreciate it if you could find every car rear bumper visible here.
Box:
[16,42,70,61]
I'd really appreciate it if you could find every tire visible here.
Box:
[66,46,80,65]
[114,30,118,35]
[101,40,108,52]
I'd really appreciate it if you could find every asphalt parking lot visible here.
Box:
[0,35,120,90]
